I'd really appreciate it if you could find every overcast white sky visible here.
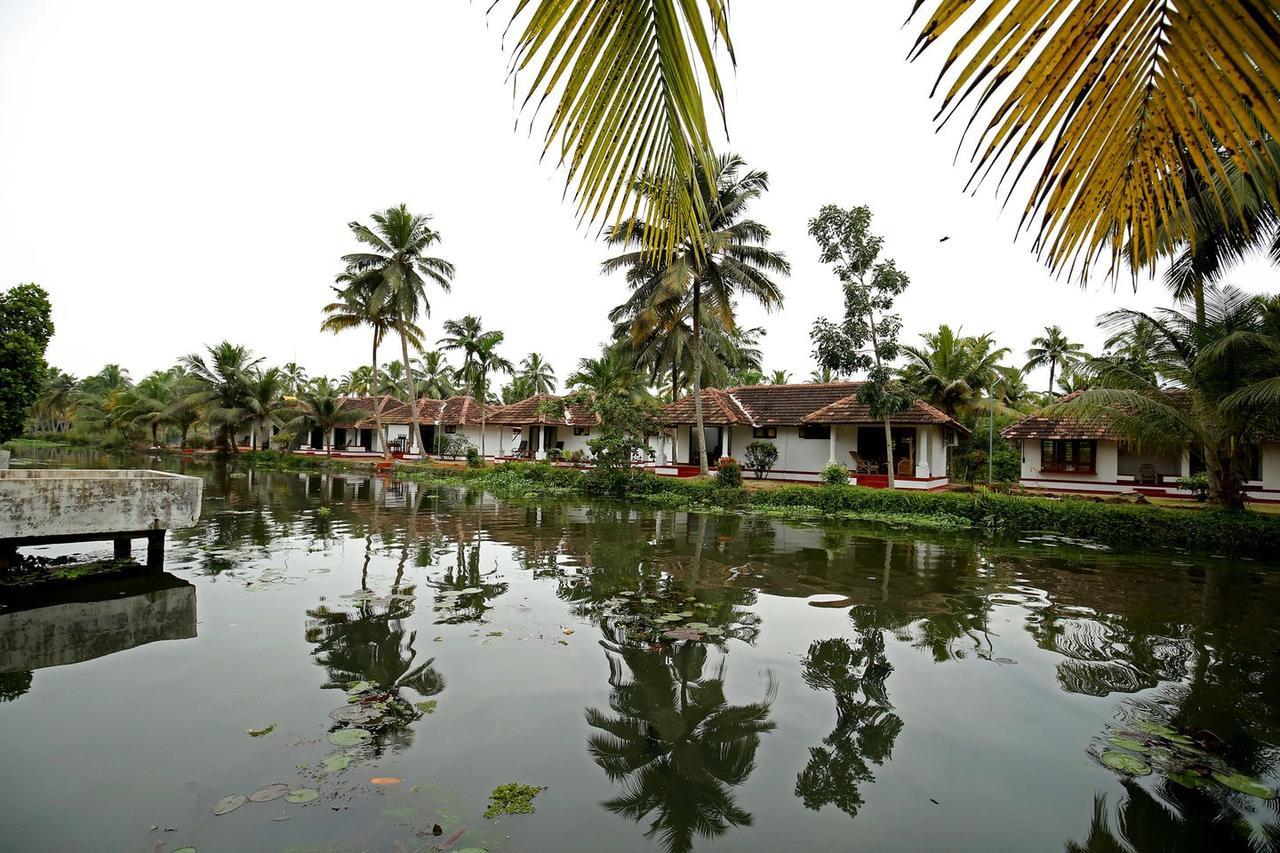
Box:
[1,1,1274,393]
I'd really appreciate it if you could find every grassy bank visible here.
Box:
[396,461,1280,561]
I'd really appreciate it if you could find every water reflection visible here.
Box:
[586,635,776,853]
[0,570,196,701]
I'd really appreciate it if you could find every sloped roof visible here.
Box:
[486,394,599,427]
[1000,391,1191,441]
[804,395,969,433]
[351,395,490,427]
[336,395,404,430]
[663,383,968,432]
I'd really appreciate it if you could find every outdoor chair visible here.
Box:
[508,440,528,459]
[897,458,913,477]
[848,451,878,475]
[1136,463,1159,485]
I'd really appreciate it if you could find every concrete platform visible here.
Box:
[0,469,202,568]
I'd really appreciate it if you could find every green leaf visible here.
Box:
[1100,752,1150,776]
[1213,772,1277,799]
[328,728,371,747]
[286,788,320,804]
[212,794,246,815]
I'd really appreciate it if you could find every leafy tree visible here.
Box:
[500,374,535,404]
[743,441,778,480]
[900,325,1010,416]
[606,153,788,473]
[767,369,791,385]
[116,368,185,446]
[340,205,455,455]
[567,344,650,403]
[465,333,512,454]
[280,362,308,397]
[245,367,289,450]
[612,307,763,402]
[1024,326,1087,396]
[908,1,1280,282]
[518,353,557,395]
[1052,286,1280,507]
[809,204,915,488]
[0,283,54,443]
[30,367,77,433]
[180,342,262,455]
[809,366,847,384]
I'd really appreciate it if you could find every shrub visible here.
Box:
[821,462,849,485]
[1178,472,1211,502]
[743,441,779,480]
[465,446,483,468]
[547,447,564,462]
[565,449,590,465]
[716,456,743,488]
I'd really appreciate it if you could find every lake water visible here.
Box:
[2,449,1279,852]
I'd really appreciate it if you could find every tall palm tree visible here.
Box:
[613,307,762,402]
[908,1,1280,282]
[1024,326,1086,396]
[340,205,455,456]
[900,325,1010,416]
[809,366,845,384]
[605,153,789,473]
[437,315,487,379]
[501,374,536,404]
[519,353,557,395]
[180,342,262,455]
[413,350,455,400]
[116,368,184,446]
[767,369,791,385]
[322,280,423,450]
[1052,286,1280,507]
[32,368,78,432]
[465,334,513,456]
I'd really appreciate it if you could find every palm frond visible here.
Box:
[909,0,1280,282]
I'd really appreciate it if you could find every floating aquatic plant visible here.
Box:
[484,782,544,818]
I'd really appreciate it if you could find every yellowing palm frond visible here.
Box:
[500,0,734,258]
[909,0,1280,282]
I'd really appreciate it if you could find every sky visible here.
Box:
[1,1,1274,394]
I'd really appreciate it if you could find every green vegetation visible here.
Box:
[0,283,54,443]
[396,462,1280,561]
[483,782,544,819]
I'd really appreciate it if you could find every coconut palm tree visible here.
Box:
[437,315,487,379]
[605,153,789,473]
[413,350,455,400]
[568,344,650,403]
[768,369,791,385]
[1024,326,1086,396]
[1052,286,1280,507]
[116,368,184,446]
[900,325,1010,416]
[518,353,557,395]
[322,280,424,449]
[245,367,289,450]
[180,342,262,455]
[280,362,308,397]
[32,368,78,432]
[908,1,1280,282]
[463,334,513,456]
[340,205,455,456]
[809,366,845,384]
[614,307,762,401]
[501,375,535,404]
[284,380,369,458]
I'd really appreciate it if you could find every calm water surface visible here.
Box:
[2,449,1279,852]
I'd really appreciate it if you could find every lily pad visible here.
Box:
[329,704,383,725]
[172,848,196,853]
[1108,736,1149,752]
[1213,772,1277,799]
[1133,720,1177,737]
[212,793,247,815]
[328,728,371,747]
[346,681,373,695]
[248,783,291,802]
[245,723,276,738]
[1169,770,1212,789]
[1100,751,1151,776]
[415,700,438,714]
[286,788,320,804]
[322,754,352,772]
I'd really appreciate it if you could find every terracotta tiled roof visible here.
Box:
[663,383,968,433]
[357,395,491,427]
[486,394,600,427]
[337,395,405,430]
[804,394,970,433]
[1000,390,1193,440]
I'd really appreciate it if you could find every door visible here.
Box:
[334,428,347,449]
[420,424,436,454]
[309,428,324,449]
[687,427,722,465]
[359,428,373,451]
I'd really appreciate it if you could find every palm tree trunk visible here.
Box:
[1047,360,1057,396]
[883,416,895,488]
[397,319,419,457]
[691,281,709,475]
[671,356,679,404]
[371,335,386,456]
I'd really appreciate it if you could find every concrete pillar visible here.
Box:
[114,537,132,559]
[916,427,931,478]
[828,428,837,464]
[146,531,165,568]
[535,427,547,460]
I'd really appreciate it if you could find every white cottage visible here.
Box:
[1001,393,1280,502]
[657,383,968,488]
[485,394,600,460]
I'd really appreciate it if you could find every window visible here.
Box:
[1040,439,1096,474]
[444,425,456,434]
[798,424,830,440]
[573,426,590,436]
[752,426,777,439]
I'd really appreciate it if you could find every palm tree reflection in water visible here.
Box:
[586,630,776,853]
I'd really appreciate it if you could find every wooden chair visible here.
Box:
[848,451,877,475]
[508,440,528,459]
[1136,463,1159,485]
[897,458,913,477]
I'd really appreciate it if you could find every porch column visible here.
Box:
[916,427,931,478]
[536,426,547,460]
[828,427,837,464]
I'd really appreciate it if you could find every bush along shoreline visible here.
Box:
[392,461,1280,562]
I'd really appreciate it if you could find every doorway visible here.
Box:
[687,426,723,466]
